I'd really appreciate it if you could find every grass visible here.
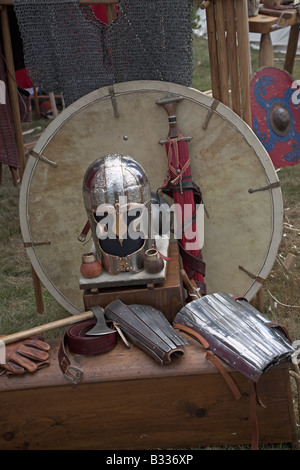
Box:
[0,166,68,335]
[0,35,300,449]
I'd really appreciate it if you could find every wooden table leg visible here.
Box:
[31,265,45,314]
[33,86,40,118]
[259,32,274,67]
[49,92,59,118]
[256,286,264,313]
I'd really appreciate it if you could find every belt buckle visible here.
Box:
[64,365,83,385]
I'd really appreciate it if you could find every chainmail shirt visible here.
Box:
[13,0,194,107]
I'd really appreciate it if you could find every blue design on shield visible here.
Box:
[252,75,300,163]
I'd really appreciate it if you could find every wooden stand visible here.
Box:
[83,242,186,323]
[248,9,300,73]
[0,334,297,450]
[204,0,252,126]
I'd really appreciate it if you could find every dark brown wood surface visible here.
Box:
[0,332,297,450]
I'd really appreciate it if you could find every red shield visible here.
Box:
[250,67,300,168]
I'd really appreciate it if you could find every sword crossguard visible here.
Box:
[156,94,183,106]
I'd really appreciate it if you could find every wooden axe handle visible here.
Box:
[0,310,95,345]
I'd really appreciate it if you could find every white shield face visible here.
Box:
[20,81,282,314]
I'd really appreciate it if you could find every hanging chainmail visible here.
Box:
[12,0,194,107]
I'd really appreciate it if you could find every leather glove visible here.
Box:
[0,335,50,376]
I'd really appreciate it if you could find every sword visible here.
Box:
[157,94,206,297]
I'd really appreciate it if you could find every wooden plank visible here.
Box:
[235,0,252,127]
[206,1,221,101]
[248,14,279,34]
[0,337,297,450]
[248,12,299,34]
[225,0,241,117]
[259,7,297,18]
[215,0,230,106]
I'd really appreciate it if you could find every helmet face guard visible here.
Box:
[83,154,153,274]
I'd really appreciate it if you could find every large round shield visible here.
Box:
[250,66,300,169]
[20,81,283,314]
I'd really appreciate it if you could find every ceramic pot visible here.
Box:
[80,252,102,278]
[143,248,164,274]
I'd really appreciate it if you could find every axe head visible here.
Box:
[86,306,116,336]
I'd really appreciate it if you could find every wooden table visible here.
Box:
[248,8,300,73]
[0,335,297,450]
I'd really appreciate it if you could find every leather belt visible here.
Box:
[58,317,117,385]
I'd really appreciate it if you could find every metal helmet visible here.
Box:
[82,153,152,274]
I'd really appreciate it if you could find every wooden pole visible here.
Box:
[206,1,221,101]
[214,0,229,106]
[235,0,252,127]
[225,0,241,117]
[48,92,59,118]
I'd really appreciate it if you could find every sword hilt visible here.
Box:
[156,94,183,139]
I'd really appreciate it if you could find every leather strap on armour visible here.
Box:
[205,350,242,401]
[173,323,241,401]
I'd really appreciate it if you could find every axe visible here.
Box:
[0,307,114,346]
